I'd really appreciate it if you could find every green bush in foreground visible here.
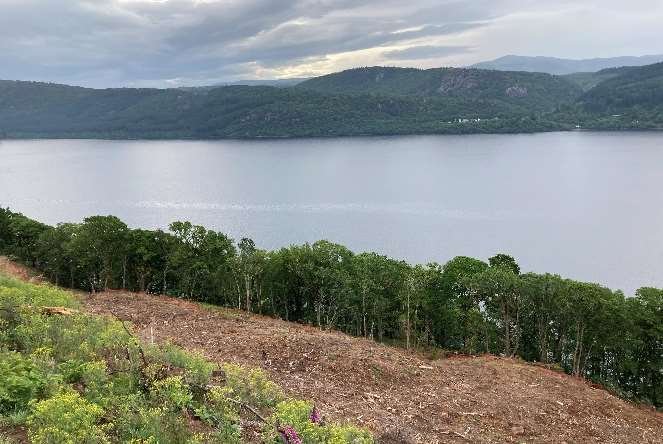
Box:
[27,391,109,444]
[264,400,373,444]
[0,351,49,414]
[0,273,372,443]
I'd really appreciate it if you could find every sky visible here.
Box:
[1,0,662,88]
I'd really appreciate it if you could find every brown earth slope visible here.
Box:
[1,257,662,443]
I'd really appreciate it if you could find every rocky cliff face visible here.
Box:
[506,86,528,97]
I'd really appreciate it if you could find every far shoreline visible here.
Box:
[2,127,663,143]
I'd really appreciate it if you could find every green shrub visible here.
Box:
[27,391,109,444]
[325,425,375,444]
[265,400,374,444]
[193,385,242,443]
[0,279,77,309]
[114,403,192,444]
[223,363,284,408]
[0,351,48,414]
[150,376,193,411]
[192,425,243,444]
[208,385,241,421]
[147,343,216,388]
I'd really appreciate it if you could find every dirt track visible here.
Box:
[1,257,661,443]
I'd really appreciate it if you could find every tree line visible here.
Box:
[0,208,660,407]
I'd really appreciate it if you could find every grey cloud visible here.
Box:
[0,0,661,87]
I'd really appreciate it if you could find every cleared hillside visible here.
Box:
[1,258,660,444]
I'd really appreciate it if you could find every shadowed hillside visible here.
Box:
[0,69,580,139]
[555,62,663,129]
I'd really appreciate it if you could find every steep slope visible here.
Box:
[297,66,582,112]
[563,66,638,91]
[472,54,663,75]
[1,257,660,443]
[578,62,663,113]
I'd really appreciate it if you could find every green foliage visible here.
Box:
[147,343,216,388]
[196,386,241,425]
[191,386,243,443]
[0,351,48,414]
[556,62,663,129]
[563,66,637,91]
[150,376,193,411]
[27,391,109,444]
[265,400,374,444]
[115,403,193,444]
[222,363,284,408]
[0,279,77,309]
[298,66,582,112]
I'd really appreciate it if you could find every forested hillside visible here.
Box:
[0,71,578,138]
[1,62,663,138]
[563,66,638,91]
[579,62,663,113]
[556,62,663,129]
[297,66,582,112]
[1,208,661,410]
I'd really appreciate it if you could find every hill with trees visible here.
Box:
[0,80,570,139]
[1,61,663,138]
[556,62,663,129]
[578,62,663,113]
[563,66,638,91]
[296,66,582,112]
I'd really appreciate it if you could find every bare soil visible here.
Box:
[1,257,662,443]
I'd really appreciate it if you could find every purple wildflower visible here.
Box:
[279,425,302,444]
[309,405,321,424]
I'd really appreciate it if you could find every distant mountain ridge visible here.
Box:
[472,54,663,75]
[0,67,584,139]
[1,61,662,138]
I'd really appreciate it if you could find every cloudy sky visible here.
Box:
[1,0,662,88]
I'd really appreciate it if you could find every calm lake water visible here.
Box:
[1,132,662,294]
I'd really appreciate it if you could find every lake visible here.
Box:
[1,132,662,294]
